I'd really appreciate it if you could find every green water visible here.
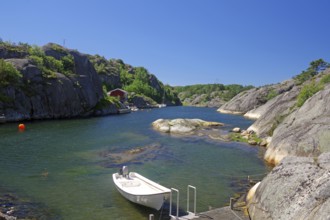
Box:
[0,107,269,219]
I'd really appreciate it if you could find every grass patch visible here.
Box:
[94,96,121,110]
[229,133,262,144]
[296,80,323,107]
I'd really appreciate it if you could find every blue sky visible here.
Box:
[1,0,330,86]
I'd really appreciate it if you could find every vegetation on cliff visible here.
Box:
[0,40,182,121]
[89,54,181,106]
[294,59,329,85]
[295,62,330,107]
[174,83,254,106]
[0,58,22,87]
[0,41,104,120]
[29,45,75,78]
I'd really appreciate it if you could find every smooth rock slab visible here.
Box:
[248,152,330,220]
[152,118,224,134]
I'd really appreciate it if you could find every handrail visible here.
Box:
[187,185,196,214]
[170,188,179,218]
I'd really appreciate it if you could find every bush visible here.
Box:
[61,55,75,75]
[50,44,67,54]
[0,41,30,54]
[296,80,323,107]
[0,59,22,86]
[94,96,121,110]
[28,45,45,57]
[30,55,56,78]
[29,46,75,77]
[266,89,278,101]
[44,56,64,73]
[320,74,330,85]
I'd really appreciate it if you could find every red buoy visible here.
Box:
[18,123,25,131]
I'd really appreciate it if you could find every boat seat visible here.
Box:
[121,180,141,187]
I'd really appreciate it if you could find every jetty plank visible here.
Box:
[194,206,249,220]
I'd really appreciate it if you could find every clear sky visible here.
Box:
[1,0,330,86]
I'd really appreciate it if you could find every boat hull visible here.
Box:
[114,184,167,210]
[112,172,170,210]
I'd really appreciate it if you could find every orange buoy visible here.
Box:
[18,123,25,131]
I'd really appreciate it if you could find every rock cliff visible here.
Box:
[247,86,301,137]
[217,80,294,115]
[248,152,330,220]
[265,83,330,165]
[1,42,181,121]
[221,66,330,219]
[0,43,113,121]
[217,67,330,165]
[182,94,225,107]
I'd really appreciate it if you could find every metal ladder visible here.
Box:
[169,185,197,220]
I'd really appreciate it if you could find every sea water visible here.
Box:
[0,106,269,220]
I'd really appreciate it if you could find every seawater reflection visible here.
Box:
[0,107,269,220]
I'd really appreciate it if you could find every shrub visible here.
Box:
[29,46,75,77]
[0,41,30,55]
[50,44,67,54]
[29,55,44,66]
[28,45,45,57]
[30,55,56,78]
[296,80,323,107]
[94,96,121,110]
[320,74,330,85]
[266,89,278,101]
[44,56,64,73]
[0,59,22,86]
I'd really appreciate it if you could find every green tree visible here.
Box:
[134,67,149,83]
[310,59,329,73]
[294,59,329,85]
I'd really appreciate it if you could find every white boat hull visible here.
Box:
[113,172,170,210]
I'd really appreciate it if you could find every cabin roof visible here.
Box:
[109,88,128,94]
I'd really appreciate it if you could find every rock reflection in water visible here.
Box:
[98,143,175,168]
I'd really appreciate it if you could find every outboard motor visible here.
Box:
[121,166,128,177]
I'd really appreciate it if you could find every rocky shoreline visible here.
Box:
[0,188,60,220]
[248,152,330,220]
[0,42,181,123]
[2,41,329,219]
[217,67,330,219]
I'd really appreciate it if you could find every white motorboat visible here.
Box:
[112,166,171,210]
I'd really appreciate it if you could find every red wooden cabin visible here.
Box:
[107,89,128,102]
